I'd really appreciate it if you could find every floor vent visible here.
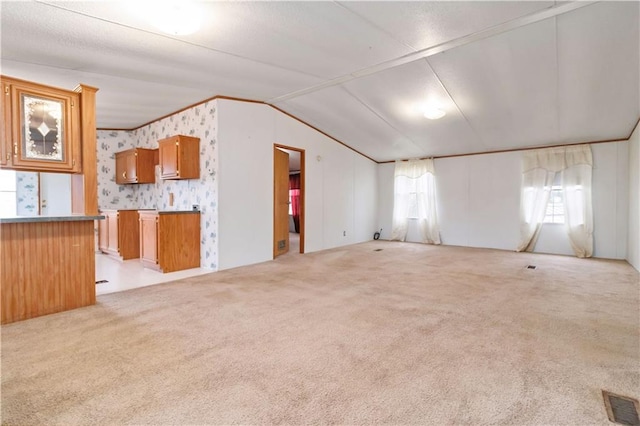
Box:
[95,280,109,285]
[526,265,537,270]
[374,248,383,252]
[603,390,640,425]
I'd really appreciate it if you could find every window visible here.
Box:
[397,177,421,219]
[407,192,418,219]
[0,170,17,217]
[543,185,564,224]
[391,159,440,244]
[288,189,300,215]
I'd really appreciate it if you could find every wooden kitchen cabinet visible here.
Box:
[98,209,141,260]
[138,210,200,273]
[1,76,81,173]
[158,135,199,180]
[115,148,157,184]
[139,212,158,269]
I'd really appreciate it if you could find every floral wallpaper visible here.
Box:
[16,172,39,216]
[97,130,137,209]
[96,100,218,270]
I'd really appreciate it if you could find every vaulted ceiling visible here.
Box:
[1,1,638,162]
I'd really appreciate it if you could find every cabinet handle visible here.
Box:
[6,153,9,161]
[13,144,17,155]
[122,171,127,179]
[72,159,76,166]
[175,141,179,146]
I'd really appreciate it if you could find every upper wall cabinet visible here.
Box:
[158,135,199,180]
[1,76,81,173]
[115,148,157,184]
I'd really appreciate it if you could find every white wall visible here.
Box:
[591,142,629,259]
[377,142,629,259]
[217,100,377,270]
[627,124,640,271]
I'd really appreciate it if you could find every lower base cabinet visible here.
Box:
[138,211,200,273]
[98,210,141,261]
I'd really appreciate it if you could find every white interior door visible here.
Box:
[40,172,72,216]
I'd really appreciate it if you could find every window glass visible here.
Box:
[408,192,418,219]
[543,186,564,224]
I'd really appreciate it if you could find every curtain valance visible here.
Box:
[394,158,435,178]
[522,144,592,173]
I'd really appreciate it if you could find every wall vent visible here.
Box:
[603,390,640,425]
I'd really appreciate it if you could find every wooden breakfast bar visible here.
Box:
[1,215,102,324]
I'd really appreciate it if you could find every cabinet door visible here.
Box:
[6,78,80,173]
[115,152,127,184]
[159,138,178,178]
[107,213,119,253]
[115,150,137,184]
[139,214,158,265]
[98,216,109,251]
[125,151,137,183]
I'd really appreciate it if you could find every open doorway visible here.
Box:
[273,144,305,258]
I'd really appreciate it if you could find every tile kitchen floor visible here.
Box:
[95,253,212,296]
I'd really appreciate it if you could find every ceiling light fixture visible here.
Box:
[149,1,202,36]
[423,106,446,120]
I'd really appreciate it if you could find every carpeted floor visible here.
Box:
[1,241,639,425]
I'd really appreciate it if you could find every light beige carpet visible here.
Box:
[1,241,639,425]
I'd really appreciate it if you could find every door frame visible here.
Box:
[274,143,305,256]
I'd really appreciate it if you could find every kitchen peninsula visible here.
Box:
[1,215,102,324]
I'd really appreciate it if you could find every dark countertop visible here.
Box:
[100,208,156,212]
[153,210,200,215]
[0,215,105,224]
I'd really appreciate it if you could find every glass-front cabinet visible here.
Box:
[1,76,81,173]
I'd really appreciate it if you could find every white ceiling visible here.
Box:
[1,1,638,162]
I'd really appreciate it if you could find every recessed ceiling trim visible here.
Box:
[267,1,598,104]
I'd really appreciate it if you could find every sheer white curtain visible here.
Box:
[517,144,593,257]
[391,159,441,244]
[562,146,593,258]
[517,167,556,252]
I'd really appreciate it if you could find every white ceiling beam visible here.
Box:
[267,1,598,104]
